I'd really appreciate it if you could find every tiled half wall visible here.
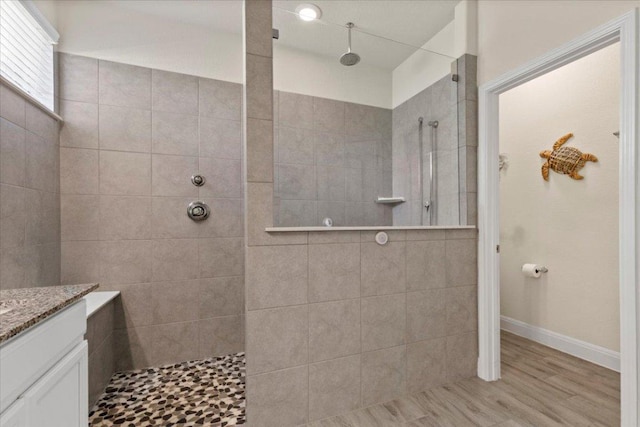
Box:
[243,1,479,425]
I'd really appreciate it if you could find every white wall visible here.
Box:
[274,45,391,108]
[499,43,620,351]
[477,0,637,85]
[54,0,244,83]
[392,0,477,108]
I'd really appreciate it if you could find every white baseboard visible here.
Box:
[500,316,620,372]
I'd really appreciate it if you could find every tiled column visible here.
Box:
[243,1,310,425]
[457,54,478,225]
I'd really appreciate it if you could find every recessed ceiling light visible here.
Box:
[295,3,322,22]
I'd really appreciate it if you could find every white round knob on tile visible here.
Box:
[375,231,389,246]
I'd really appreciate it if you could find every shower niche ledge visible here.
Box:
[375,197,406,204]
[266,225,476,232]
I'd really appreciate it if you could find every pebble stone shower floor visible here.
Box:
[89,353,245,426]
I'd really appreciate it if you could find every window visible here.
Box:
[0,0,59,111]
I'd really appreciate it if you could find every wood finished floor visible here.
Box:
[306,332,620,426]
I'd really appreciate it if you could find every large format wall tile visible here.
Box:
[361,294,406,352]
[246,305,308,375]
[246,244,307,309]
[308,243,360,302]
[246,366,309,427]
[0,83,60,291]
[309,299,360,362]
[361,346,406,406]
[309,355,361,421]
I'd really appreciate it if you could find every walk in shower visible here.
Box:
[22,0,479,425]
[271,3,476,227]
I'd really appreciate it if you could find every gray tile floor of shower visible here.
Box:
[89,353,245,426]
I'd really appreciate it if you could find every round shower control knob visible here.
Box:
[187,201,210,221]
[191,174,206,187]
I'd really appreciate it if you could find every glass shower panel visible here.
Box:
[272,4,460,227]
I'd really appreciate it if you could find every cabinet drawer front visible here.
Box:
[0,301,86,413]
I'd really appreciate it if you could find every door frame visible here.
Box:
[477,9,639,425]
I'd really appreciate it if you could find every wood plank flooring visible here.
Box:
[306,332,620,426]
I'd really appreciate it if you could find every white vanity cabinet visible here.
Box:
[0,301,88,427]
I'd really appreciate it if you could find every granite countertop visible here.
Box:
[0,284,98,344]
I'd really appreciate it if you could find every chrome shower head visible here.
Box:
[340,22,360,66]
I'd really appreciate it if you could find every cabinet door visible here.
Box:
[22,342,88,427]
[0,398,27,427]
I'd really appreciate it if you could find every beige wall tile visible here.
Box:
[152,239,199,281]
[99,60,151,109]
[361,346,406,406]
[246,244,307,310]
[150,197,199,239]
[406,240,446,291]
[99,105,151,153]
[246,183,307,246]
[445,239,477,286]
[361,294,406,352]
[0,84,26,127]
[308,231,360,244]
[198,238,244,278]
[245,0,272,57]
[198,198,244,238]
[309,355,361,421]
[101,283,153,330]
[198,315,244,357]
[446,332,478,382]
[278,92,313,130]
[59,100,99,149]
[246,305,308,375]
[246,118,274,183]
[151,111,199,156]
[308,243,360,303]
[150,280,200,324]
[314,97,345,134]
[407,338,447,394]
[0,118,25,186]
[406,289,447,343]
[445,229,477,240]
[61,195,99,241]
[246,54,272,120]
[25,103,58,141]
[151,154,198,197]
[152,69,198,115]
[24,189,59,245]
[246,366,308,427]
[446,285,477,335]
[99,196,152,240]
[61,241,101,285]
[199,276,244,318]
[24,132,57,193]
[361,241,406,296]
[150,321,200,367]
[309,299,360,362]
[59,53,98,104]
[0,184,25,249]
[405,229,446,241]
[199,78,242,121]
[199,117,242,160]
[198,157,242,198]
[100,240,153,284]
[60,148,99,195]
[99,151,151,196]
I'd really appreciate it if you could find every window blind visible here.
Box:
[0,0,58,111]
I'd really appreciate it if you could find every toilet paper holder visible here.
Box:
[537,266,549,273]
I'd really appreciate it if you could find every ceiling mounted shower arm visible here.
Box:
[340,22,360,66]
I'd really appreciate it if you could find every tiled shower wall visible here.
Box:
[392,55,477,226]
[273,91,393,226]
[243,2,478,425]
[57,53,244,370]
[0,83,61,290]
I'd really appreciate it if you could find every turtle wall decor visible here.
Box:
[539,133,598,181]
